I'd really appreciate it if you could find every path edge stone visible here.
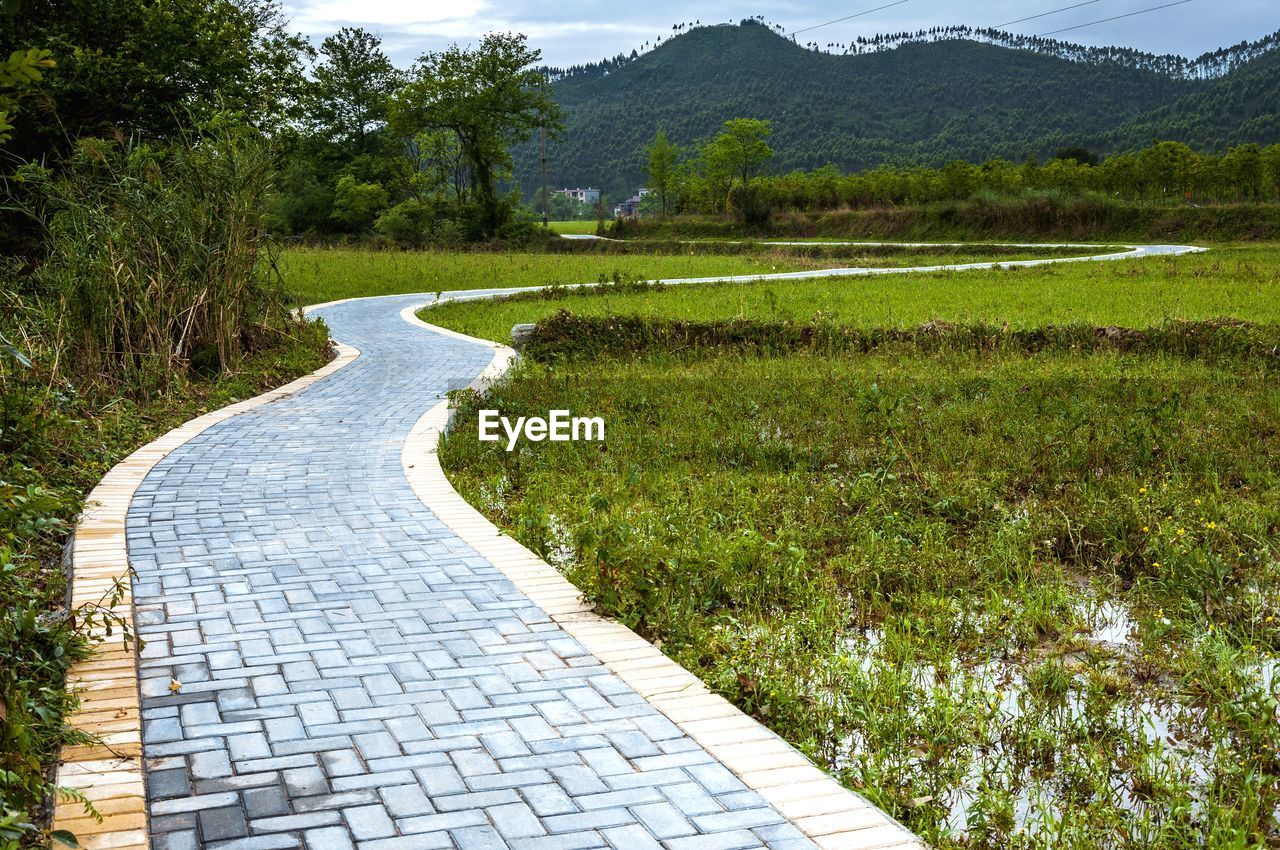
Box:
[51,337,360,850]
[400,304,926,850]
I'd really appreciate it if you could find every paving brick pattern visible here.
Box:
[127,294,817,850]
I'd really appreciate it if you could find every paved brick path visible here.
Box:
[128,294,825,850]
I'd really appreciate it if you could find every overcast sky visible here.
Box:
[279,0,1277,68]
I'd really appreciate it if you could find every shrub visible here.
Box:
[330,175,389,231]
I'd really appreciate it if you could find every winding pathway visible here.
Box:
[61,242,1203,850]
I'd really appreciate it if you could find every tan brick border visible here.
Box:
[51,339,360,850]
[400,304,925,850]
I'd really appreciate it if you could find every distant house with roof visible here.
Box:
[554,187,601,205]
[614,187,651,219]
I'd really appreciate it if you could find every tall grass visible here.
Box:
[30,128,292,397]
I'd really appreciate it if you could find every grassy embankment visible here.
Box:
[430,243,1280,849]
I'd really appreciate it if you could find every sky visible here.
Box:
[279,0,1278,69]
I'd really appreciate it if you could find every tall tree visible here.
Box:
[704,118,774,189]
[646,129,680,215]
[390,33,562,238]
[306,27,401,156]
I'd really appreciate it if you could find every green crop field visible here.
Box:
[547,220,599,234]
[424,244,1280,342]
[433,243,1280,848]
[279,242,1117,307]
[280,245,814,305]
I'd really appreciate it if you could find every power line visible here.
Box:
[791,0,911,37]
[992,0,1102,29]
[1037,0,1193,36]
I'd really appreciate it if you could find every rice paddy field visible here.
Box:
[424,244,1280,343]
[420,241,1280,849]
[279,241,1117,306]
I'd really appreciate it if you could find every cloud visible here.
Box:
[286,0,487,32]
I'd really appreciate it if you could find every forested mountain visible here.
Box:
[1107,48,1280,150]
[517,21,1280,199]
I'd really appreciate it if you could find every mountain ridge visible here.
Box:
[517,22,1280,199]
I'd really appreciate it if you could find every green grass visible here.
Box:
[431,241,1280,848]
[547,220,599,234]
[441,345,1280,849]
[280,245,815,305]
[278,242,1121,307]
[424,245,1280,343]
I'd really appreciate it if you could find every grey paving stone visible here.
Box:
[601,824,663,850]
[149,767,191,800]
[488,800,546,839]
[344,804,396,840]
[380,784,434,817]
[633,801,698,840]
[453,824,512,849]
[306,827,356,850]
[243,785,290,819]
[198,805,249,841]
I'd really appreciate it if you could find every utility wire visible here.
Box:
[1037,0,1192,36]
[791,0,911,37]
[992,0,1102,29]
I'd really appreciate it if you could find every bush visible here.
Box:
[374,198,438,247]
[728,184,773,228]
[330,175,389,231]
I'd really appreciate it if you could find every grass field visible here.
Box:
[280,245,821,304]
[432,242,1280,849]
[424,244,1279,343]
[279,242,1119,306]
[547,220,599,234]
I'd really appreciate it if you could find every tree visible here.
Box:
[306,27,401,156]
[0,47,54,145]
[704,118,773,189]
[645,129,680,215]
[330,174,389,231]
[1054,146,1099,167]
[390,34,562,238]
[0,0,309,163]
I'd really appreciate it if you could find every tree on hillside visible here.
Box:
[390,34,562,238]
[1054,146,1099,166]
[306,27,401,156]
[646,129,680,214]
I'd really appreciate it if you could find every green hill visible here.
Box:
[519,22,1280,199]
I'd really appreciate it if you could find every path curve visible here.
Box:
[61,241,1202,850]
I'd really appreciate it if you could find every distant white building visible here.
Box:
[555,187,601,205]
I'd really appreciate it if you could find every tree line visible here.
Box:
[2,3,561,254]
[645,122,1280,216]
